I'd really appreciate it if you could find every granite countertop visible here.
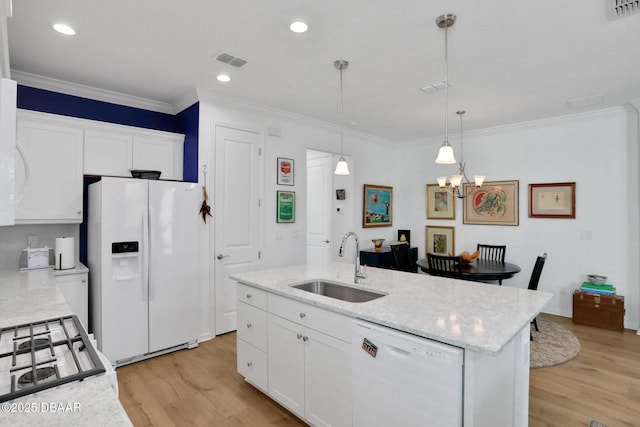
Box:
[0,268,132,426]
[231,262,553,354]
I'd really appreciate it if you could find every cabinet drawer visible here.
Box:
[237,283,267,310]
[237,339,268,392]
[268,293,351,343]
[237,301,267,351]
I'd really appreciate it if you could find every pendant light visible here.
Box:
[434,13,456,165]
[334,59,350,175]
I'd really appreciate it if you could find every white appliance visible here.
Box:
[352,319,464,427]
[88,177,199,366]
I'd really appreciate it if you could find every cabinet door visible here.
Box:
[305,329,352,427]
[0,78,17,226]
[268,314,305,418]
[15,118,84,223]
[54,272,89,329]
[84,130,133,177]
[132,135,183,181]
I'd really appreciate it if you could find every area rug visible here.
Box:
[530,317,580,368]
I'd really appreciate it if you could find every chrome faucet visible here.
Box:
[339,232,366,284]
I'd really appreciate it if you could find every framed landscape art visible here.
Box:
[529,182,576,218]
[426,184,455,220]
[463,180,519,226]
[425,225,455,255]
[363,184,393,228]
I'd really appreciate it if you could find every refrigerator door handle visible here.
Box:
[148,207,155,301]
[142,207,149,302]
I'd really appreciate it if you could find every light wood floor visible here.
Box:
[117,313,640,426]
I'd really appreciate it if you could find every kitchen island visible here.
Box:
[0,268,132,426]
[232,262,553,426]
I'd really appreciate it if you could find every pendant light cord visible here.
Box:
[340,66,344,155]
[444,23,449,145]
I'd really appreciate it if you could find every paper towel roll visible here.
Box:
[55,237,75,270]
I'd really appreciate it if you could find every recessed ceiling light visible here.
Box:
[52,23,76,35]
[217,74,231,82]
[289,21,309,33]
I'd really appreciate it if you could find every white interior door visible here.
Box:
[214,125,262,335]
[306,151,333,263]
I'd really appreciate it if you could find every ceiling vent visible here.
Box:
[420,80,451,94]
[608,0,639,19]
[215,52,248,68]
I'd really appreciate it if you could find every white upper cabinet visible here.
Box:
[132,134,183,181]
[0,78,17,226]
[15,111,84,224]
[84,130,133,177]
[84,126,184,181]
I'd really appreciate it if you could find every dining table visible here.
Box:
[416,258,521,282]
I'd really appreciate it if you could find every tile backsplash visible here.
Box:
[0,224,78,269]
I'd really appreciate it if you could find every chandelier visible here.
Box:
[433,13,485,198]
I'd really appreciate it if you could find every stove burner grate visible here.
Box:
[17,367,57,386]
[17,338,50,352]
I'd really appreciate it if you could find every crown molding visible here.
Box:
[399,106,631,148]
[11,70,178,114]
[195,87,394,147]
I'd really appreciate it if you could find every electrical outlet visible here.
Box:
[28,235,38,248]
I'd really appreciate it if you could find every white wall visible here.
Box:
[195,90,639,334]
[396,107,640,329]
[0,224,78,269]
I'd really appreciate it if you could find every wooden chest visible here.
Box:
[573,291,625,331]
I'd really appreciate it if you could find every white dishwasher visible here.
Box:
[352,319,464,427]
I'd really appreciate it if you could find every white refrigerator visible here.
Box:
[88,177,199,365]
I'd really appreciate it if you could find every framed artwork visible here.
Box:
[277,157,294,186]
[426,184,455,220]
[336,189,346,200]
[363,184,393,228]
[529,182,576,218]
[276,191,295,223]
[425,225,455,255]
[397,229,411,246]
[463,180,519,226]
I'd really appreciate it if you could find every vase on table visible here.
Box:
[372,239,385,252]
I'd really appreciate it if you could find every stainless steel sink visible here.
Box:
[291,280,386,303]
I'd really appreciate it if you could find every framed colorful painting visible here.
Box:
[463,180,519,226]
[277,157,294,186]
[276,191,295,223]
[426,184,455,220]
[529,182,576,218]
[363,184,393,228]
[425,225,455,255]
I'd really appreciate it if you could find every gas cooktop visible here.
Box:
[0,315,106,403]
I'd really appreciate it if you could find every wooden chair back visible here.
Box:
[390,244,416,272]
[477,244,506,263]
[426,253,463,278]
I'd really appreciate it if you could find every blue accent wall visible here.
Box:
[16,85,200,264]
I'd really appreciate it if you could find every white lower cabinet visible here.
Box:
[236,285,352,426]
[53,270,89,329]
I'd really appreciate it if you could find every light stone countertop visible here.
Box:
[231,261,553,354]
[0,268,133,426]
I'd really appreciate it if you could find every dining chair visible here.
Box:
[477,243,507,285]
[426,253,463,278]
[528,252,548,340]
[390,244,416,273]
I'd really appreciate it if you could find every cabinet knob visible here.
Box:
[77,211,82,215]
[299,313,306,319]
[297,333,303,340]
[81,279,87,283]
[302,336,308,342]
[246,323,252,328]
[246,294,252,299]
[246,362,252,367]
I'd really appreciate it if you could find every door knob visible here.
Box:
[216,254,230,260]
[323,239,330,244]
